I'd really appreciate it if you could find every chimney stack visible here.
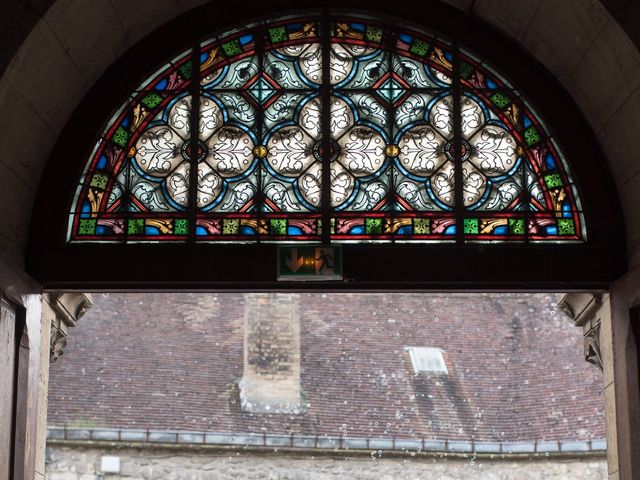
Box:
[240,293,301,413]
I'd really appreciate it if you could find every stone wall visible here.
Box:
[45,445,607,480]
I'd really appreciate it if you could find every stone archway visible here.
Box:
[1,1,640,478]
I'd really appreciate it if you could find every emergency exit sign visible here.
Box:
[277,246,343,281]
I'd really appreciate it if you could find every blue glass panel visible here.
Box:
[97,155,107,170]
[80,202,91,218]
[545,154,557,169]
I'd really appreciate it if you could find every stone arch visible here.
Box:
[21,2,626,288]
[1,1,639,478]
[0,0,639,287]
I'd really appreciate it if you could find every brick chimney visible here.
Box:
[239,293,301,413]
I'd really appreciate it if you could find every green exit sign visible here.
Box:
[277,246,343,281]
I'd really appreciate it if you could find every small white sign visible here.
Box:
[101,455,120,473]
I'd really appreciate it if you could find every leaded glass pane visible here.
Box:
[68,15,585,243]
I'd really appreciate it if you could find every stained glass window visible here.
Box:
[68,14,585,243]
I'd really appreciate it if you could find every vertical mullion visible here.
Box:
[385,32,397,243]
[123,142,132,244]
[255,28,266,243]
[187,42,202,244]
[518,97,531,244]
[320,11,332,245]
[452,42,464,245]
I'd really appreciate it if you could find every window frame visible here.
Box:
[27,2,626,290]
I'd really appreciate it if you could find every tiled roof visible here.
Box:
[47,293,605,443]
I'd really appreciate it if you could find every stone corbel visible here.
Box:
[583,321,603,370]
[46,293,93,363]
[49,329,67,364]
[558,292,605,370]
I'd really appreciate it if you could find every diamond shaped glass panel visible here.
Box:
[248,77,277,104]
[376,77,406,104]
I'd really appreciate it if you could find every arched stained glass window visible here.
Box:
[68,14,585,243]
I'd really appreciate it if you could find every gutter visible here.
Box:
[46,427,607,459]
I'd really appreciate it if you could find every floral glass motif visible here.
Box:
[68,16,585,243]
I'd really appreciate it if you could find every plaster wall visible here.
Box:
[45,445,608,480]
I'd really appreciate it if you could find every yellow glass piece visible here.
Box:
[241,219,269,234]
[87,189,103,215]
[290,23,317,40]
[146,219,173,234]
[253,145,268,158]
[388,218,412,232]
[505,103,520,128]
[385,144,400,157]
[132,104,149,131]
[480,218,508,234]
[429,47,453,72]
[200,47,223,72]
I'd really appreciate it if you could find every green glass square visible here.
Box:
[128,219,144,235]
[460,61,473,79]
[524,126,541,146]
[174,219,188,235]
[508,218,525,235]
[365,26,383,43]
[90,173,108,190]
[178,61,192,80]
[410,39,429,57]
[78,219,96,235]
[112,126,130,147]
[544,173,563,189]
[268,27,287,43]
[270,219,287,235]
[222,40,242,57]
[141,93,163,109]
[490,93,511,109]
[223,219,239,235]
[365,218,383,234]
[413,218,430,234]
[464,218,479,235]
[558,218,575,236]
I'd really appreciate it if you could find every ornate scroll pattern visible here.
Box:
[68,16,585,242]
[398,95,518,210]
[134,95,255,211]
[266,96,385,210]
